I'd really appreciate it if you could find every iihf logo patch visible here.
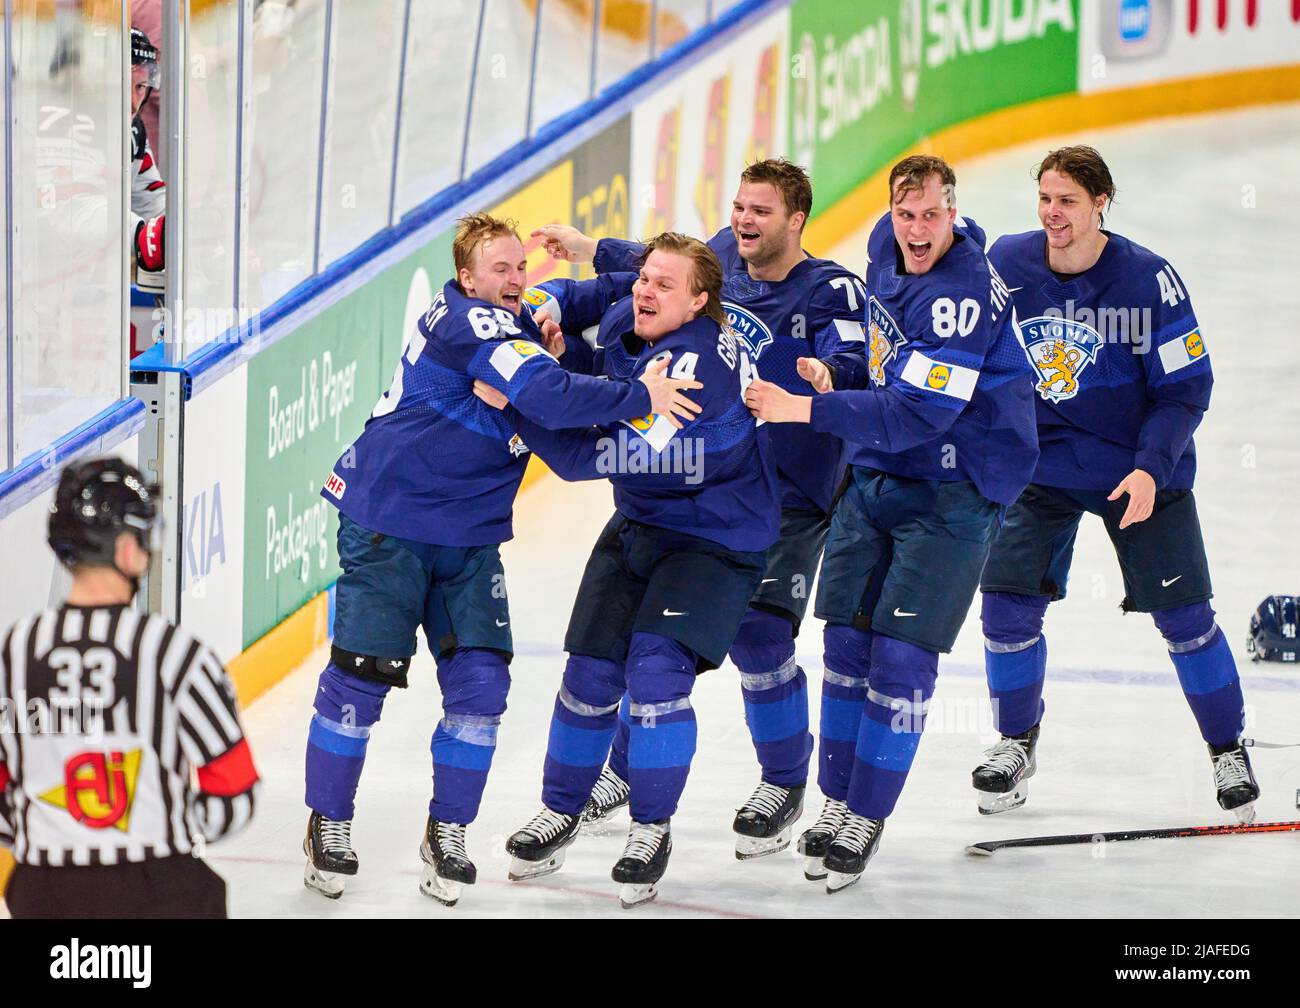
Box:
[868,297,904,387]
[1020,315,1103,403]
[722,302,774,359]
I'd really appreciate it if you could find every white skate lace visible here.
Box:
[521,807,574,843]
[319,817,354,854]
[588,768,629,811]
[435,822,469,860]
[980,736,1029,776]
[807,798,847,838]
[622,822,668,864]
[1212,749,1251,790]
[740,782,789,819]
[832,814,880,855]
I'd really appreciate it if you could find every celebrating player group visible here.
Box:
[301,149,1256,908]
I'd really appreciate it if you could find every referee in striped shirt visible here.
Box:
[0,458,259,918]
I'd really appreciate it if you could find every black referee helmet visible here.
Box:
[48,458,160,569]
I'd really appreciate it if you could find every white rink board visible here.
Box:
[213,105,1300,919]
[179,366,248,664]
[629,10,788,240]
[1079,0,1300,93]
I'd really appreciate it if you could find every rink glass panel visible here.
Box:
[594,1,652,94]
[462,0,539,176]
[243,0,326,314]
[654,0,711,51]
[182,0,241,358]
[316,0,406,269]
[529,0,597,131]
[390,0,477,219]
[9,1,126,463]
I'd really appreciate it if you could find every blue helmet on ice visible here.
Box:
[1246,595,1299,663]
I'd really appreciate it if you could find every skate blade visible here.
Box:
[977,785,1028,815]
[825,869,860,894]
[618,882,659,909]
[303,861,346,900]
[507,848,567,882]
[802,855,828,881]
[419,865,466,907]
[581,806,629,836]
[734,826,791,861]
[1232,801,1257,825]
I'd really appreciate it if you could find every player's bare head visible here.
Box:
[1036,146,1115,243]
[888,155,957,275]
[454,213,527,314]
[633,233,725,341]
[733,159,812,265]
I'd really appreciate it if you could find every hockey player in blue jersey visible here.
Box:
[531,159,867,859]
[745,155,1038,892]
[300,214,703,907]
[481,233,780,907]
[971,146,1258,821]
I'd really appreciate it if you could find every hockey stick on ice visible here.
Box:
[965,820,1300,856]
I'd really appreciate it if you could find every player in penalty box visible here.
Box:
[532,159,867,860]
[479,234,780,907]
[744,156,1038,892]
[971,147,1259,821]
[302,214,702,907]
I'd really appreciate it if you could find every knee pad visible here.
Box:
[823,624,872,680]
[626,632,695,714]
[1152,602,1218,653]
[330,644,411,688]
[730,608,796,673]
[981,592,1049,649]
[869,635,939,708]
[315,661,391,727]
[559,653,625,716]
[435,647,510,717]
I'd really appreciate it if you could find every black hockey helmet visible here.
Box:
[48,458,159,570]
[1246,595,1299,663]
[130,27,160,89]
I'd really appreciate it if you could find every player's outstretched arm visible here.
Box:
[533,224,598,264]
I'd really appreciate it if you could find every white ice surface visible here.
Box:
[215,104,1300,918]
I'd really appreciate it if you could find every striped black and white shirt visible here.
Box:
[0,604,259,867]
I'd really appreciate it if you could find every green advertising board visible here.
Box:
[241,230,453,647]
[788,0,1079,212]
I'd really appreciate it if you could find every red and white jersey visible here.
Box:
[0,605,258,867]
[130,114,166,235]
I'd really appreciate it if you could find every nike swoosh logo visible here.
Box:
[893,608,918,617]
[760,578,778,584]
[663,609,687,617]
[1007,286,1023,293]
[1161,576,1182,588]
[495,619,509,627]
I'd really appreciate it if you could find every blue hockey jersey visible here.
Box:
[815,214,1038,507]
[510,301,780,553]
[591,230,867,512]
[989,230,1211,491]
[321,281,651,547]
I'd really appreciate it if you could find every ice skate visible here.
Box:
[733,782,804,860]
[1209,741,1260,824]
[303,812,358,900]
[506,807,581,880]
[796,797,847,880]
[972,724,1039,814]
[823,813,884,894]
[581,765,630,834]
[612,820,672,909]
[418,818,476,907]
